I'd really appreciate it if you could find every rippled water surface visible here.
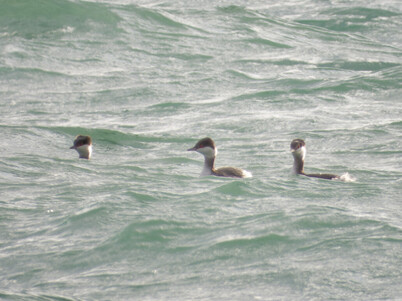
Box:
[1,0,401,300]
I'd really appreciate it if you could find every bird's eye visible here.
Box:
[199,144,203,148]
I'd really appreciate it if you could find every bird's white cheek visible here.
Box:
[76,145,92,158]
[196,147,216,159]
[299,146,306,161]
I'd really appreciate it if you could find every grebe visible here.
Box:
[290,139,339,180]
[70,135,92,159]
[188,137,252,178]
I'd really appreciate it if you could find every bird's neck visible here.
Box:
[201,156,215,176]
[293,155,304,174]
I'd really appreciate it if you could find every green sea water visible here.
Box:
[0,0,401,300]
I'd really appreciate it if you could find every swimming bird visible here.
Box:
[70,135,92,159]
[188,137,252,178]
[290,138,339,180]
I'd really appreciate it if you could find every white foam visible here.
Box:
[338,172,356,182]
[61,26,75,33]
[242,170,253,178]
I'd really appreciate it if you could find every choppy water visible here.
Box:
[1,0,401,300]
